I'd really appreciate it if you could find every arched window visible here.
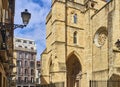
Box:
[73,31,77,44]
[25,69,28,75]
[73,14,77,24]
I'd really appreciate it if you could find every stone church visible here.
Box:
[40,0,120,87]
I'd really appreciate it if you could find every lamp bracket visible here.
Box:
[14,24,26,29]
[0,22,26,30]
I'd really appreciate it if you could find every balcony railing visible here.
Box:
[9,63,16,68]
[3,62,9,70]
[10,72,17,77]
[14,47,36,53]
[11,80,16,86]
[16,80,36,84]
[18,72,22,76]
[40,82,64,87]
[89,80,120,87]
[31,73,35,76]
[0,50,8,62]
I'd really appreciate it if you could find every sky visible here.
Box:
[14,0,51,60]
[14,0,110,60]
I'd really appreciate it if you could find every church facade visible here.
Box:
[41,0,120,87]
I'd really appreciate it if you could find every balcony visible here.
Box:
[14,47,36,53]
[11,80,16,86]
[31,73,35,76]
[17,80,23,84]
[9,63,16,68]
[18,72,22,76]
[3,62,9,70]
[10,72,17,77]
[16,80,36,84]
[0,50,8,62]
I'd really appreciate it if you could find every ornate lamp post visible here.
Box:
[115,39,120,50]
[0,9,31,49]
[21,9,31,27]
[0,9,31,29]
[0,9,31,87]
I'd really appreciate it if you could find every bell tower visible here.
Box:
[46,0,86,86]
[46,0,67,86]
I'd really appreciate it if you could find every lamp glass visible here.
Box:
[21,9,31,26]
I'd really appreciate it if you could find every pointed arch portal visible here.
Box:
[108,74,120,87]
[67,54,82,87]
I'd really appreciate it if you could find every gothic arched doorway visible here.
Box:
[108,74,120,87]
[66,54,82,87]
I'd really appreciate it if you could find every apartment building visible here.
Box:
[0,0,15,87]
[14,37,37,87]
[36,61,41,87]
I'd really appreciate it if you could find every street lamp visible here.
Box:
[115,39,120,50]
[0,9,31,29]
[21,9,31,27]
[0,9,31,49]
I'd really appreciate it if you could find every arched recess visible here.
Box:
[48,55,52,71]
[48,55,52,83]
[108,74,120,87]
[66,52,82,87]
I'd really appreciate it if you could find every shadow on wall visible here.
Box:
[41,76,49,85]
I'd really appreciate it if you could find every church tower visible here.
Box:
[41,0,67,86]
[40,0,113,87]
[41,0,87,86]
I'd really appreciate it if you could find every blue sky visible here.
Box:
[14,0,51,60]
[14,0,110,60]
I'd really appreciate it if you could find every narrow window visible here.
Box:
[17,60,21,67]
[18,52,23,58]
[25,69,28,75]
[31,47,34,50]
[73,31,77,44]
[29,41,32,44]
[24,77,28,83]
[23,40,27,43]
[30,61,35,67]
[18,68,22,75]
[16,39,21,42]
[25,53,28,58]
[31,77,34,83]
[31,54,34,60]
[18,77,21,82]
[25,61,27,66]
[19,52,22,58]
[25,46,27,49]
[31,69,34,75]
[73,14,77,24]
[18,45,22,48]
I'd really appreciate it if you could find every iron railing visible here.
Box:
[40,82,64,87]
[90,80,120,87]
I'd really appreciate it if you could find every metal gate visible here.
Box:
[90,80,120,87]
[40,82,64,87]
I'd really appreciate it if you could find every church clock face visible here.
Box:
[94,28,108,47]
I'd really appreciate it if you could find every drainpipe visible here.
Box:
[65,0,67,87]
